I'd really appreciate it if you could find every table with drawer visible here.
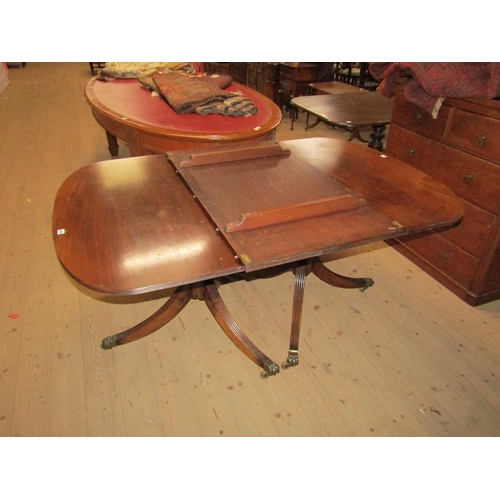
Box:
[386,91,500,306]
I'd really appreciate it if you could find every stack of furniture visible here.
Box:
[386,90,500,306]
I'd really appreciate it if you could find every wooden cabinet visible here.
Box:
[246,63,279,102]
[228,63,247,84]
[204,62,229,75]
[204,62,319,106]
[386,91,500,305]
[204,62,278,101]
[277,62,317,108]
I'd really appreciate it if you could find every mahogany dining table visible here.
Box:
[291,92,394,151]
[52,138,463,377]
[84,77,282,157]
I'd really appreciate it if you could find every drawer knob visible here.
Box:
[442,253,450,262]
[464,173,474,184]
[477,135,486,146]
[408,149,415,157]
[415,113,422,122]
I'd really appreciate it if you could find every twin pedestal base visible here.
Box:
[101,257,374,378]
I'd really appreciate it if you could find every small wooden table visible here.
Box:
[52,138,463,377]
[291,92,394,151]
[84,77,282,156]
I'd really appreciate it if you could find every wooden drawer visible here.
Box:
[446,108,500,164]
[387,125,500,214]
[436,200,495,258]
[391,92,450,139]
[398,231,479,290]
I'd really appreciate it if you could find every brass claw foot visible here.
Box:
[260,360,280,378]
[281,350,299,369]
[101,335,118,350]
[360,278,375,292]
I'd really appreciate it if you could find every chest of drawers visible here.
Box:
[386,91,500,306]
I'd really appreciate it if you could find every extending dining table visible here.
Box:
[291,92,394,151]
[52,138,463,377]
[84,77,282,157]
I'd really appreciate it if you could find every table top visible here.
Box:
[52,138,463,296]
[85,77,282,143]
[291,92,394,127]
[309,81,367,95]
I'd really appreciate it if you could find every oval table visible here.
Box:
[84,77,282,156]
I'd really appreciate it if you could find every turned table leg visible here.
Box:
[106,131,119,156]
[368,124,386,151]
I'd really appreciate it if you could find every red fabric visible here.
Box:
[369,62,500,116]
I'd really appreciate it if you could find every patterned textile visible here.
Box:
[369,62,500,118]
[139,72,233,95]
[196,96,258,116]
[97,62,196,80]
[152,71,258,116]
[153,71,236,114]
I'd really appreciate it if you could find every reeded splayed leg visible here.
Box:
[100,285,193,349]
[311,258,374,291]
[203,281,280,378]
[282,261,309,370]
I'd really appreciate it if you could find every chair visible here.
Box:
[333,63,378,91]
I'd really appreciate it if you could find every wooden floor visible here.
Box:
[1,63,500,437]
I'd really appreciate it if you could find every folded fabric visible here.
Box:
[98,62,195,80]
[152,71,258,116]
[152,71,235,114]
[196,96,258,116]
[139,72,233,95]
[370,62,500,118]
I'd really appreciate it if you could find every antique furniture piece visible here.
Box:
[246,62,279,102]
[277,62,317,111]
[308,81,367,96]
[290,92,394,150]
[333,63,378,91]
[89,62,105,74]
[386,91,500,306]
[53,138,462,377]
[84,77,282,157]
[204,62,279,101]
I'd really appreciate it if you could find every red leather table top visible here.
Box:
[86,78,281,137]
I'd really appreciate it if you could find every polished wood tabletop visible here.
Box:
[308,81,367,95]
[291,92,394,150]
[53,138,463,376]
[84,77,282,157]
